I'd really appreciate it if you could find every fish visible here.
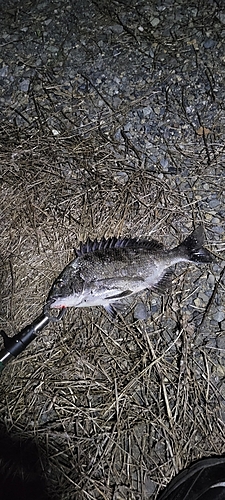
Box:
[46,226,213,316]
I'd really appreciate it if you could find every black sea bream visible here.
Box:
[46,226,213,316]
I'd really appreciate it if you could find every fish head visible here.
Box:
[46,264,84,309]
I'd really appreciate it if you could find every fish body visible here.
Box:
[46,226,213,315]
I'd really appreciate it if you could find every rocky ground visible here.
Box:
[0,1,224,499]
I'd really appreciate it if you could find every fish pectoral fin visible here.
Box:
[105,290,133,300]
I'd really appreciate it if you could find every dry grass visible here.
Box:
[0,123,224,499]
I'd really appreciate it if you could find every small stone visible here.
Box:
[160,158,169,170]
[109,24,123,34]
[153,106,160,115]
[19,78,30,92]
[220,321,225,332]
[48,46,58,53]
[134,302,148,320]
[144,476,156,496]
[0,65,8,77]
[113,171,128,184]
[213,310,225,323]
[203,39,216,49]
[44,18,52,26]
[208,274,215,287]
[198,291,209,303]
[150,17,160,27]
[51,128,60,136]
[217,334,225,348]
[123,122,132,132]
[191,8,197,17]
[208,198,220,208]
[214,365,225,377]
[212,225,223,234]
[40,412,48,423]
[113,96,122,108]
[196,126,211,136]
[218,13,225,24]
[194,297,202,308]
[142,106,152,117]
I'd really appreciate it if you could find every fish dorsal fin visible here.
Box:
[75,236,164,256]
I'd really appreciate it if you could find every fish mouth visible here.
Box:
[43,298,66,322]
[45,297,64,309]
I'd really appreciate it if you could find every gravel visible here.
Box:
[0,0,224,498]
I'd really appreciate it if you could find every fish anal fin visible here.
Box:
[152,271,172,293]
[104,303,120,318]
[104,298,131,318]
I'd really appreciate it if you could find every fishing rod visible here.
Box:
[0,307,66,372]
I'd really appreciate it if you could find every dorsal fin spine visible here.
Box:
[75,236,164,257]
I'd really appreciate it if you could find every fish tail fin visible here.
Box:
[177,226,213,263]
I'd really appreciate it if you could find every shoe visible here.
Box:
[157,456,225,500]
